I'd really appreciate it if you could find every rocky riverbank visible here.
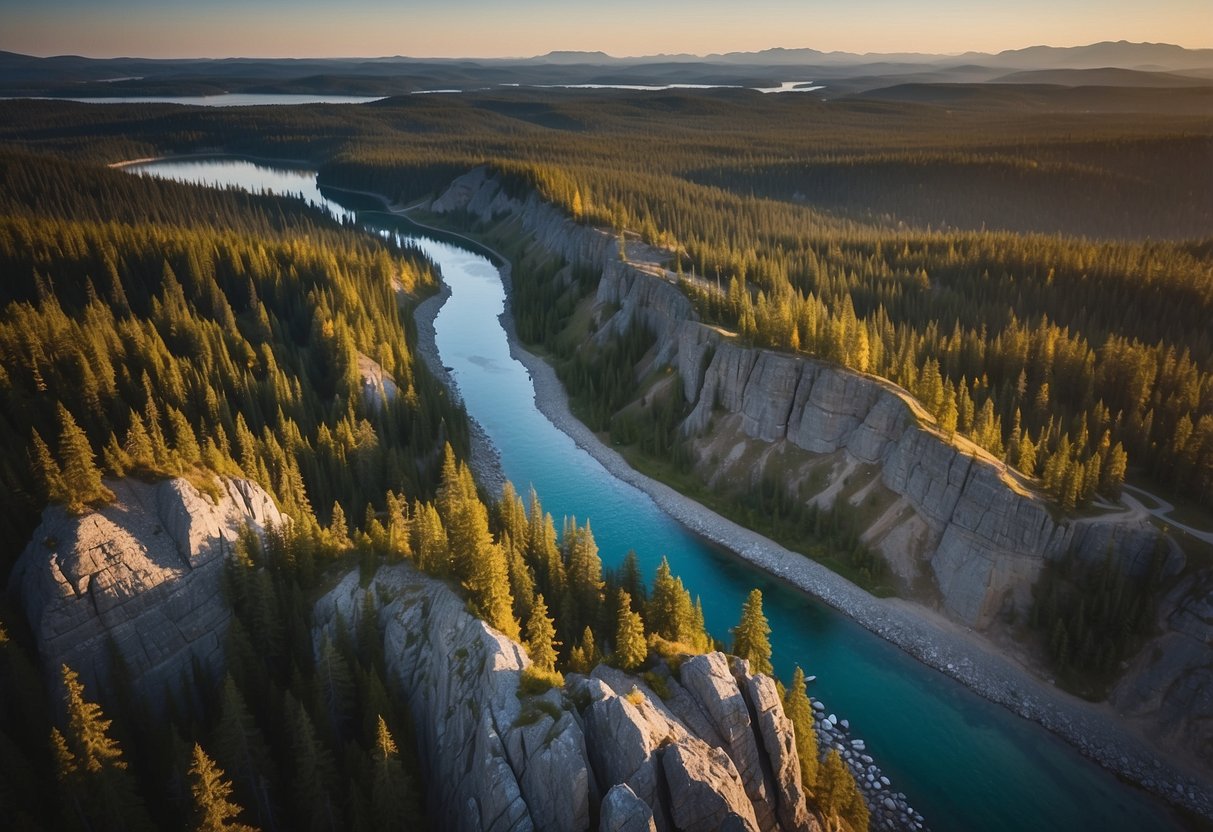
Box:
[396,178,1206,822]
[478,266,1211,823]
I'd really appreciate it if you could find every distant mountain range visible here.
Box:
[1,41,1209,100]
[521,41,1213,71]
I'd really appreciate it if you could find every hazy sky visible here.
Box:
[2,0,1209,59]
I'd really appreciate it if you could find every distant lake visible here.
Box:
[4,93,385,107]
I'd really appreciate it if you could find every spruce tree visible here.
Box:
[567,626,597,674]
[54,665,151,831]
[329,501,351,551]
[465,542,520,640]
[371,716,416,832]
[29,428,66,504]
[211,676,276,829]
[815,748,870,832]
[731,589,773,675]
[784,666,820,788]
[614,590,647,671]
[188,743,259,832]
[56,404,111,513]
[524,593,559,673]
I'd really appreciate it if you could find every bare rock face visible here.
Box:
[431,166,1174,635]
[678,653,779,829]
[1112,574,1213,768]
[742,672,816,832]
[662,738,761,832]
[11,476,282,699]
[318,556,819,832]
[600,783,657,832]
[593,258,1171,631]
[314,565,594,832]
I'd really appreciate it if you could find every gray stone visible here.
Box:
[743,672,815,831]
[679,653,778,829]
[661,737,760,832]
[12,476,283,703]
[314,564,593,832]
[600,784,656,832]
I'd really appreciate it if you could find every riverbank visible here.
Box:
[479,274,1212,825]
[340,176,1210,822]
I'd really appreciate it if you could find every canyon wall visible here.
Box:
[428,167,1174,631]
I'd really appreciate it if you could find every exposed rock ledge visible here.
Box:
[9,476,283,700]
[316,563,910,831]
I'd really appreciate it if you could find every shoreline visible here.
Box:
[402,235,1208,819]
[482,268,1213,822]
[369,180,1209,821]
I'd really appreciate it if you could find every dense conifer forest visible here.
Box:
[0,86,1208,827]
[7,90,1197,511]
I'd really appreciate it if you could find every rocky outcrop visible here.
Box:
[357,350,399,408]
[314,563,826,831]
[10,476,283,700]
[315,565,595,832]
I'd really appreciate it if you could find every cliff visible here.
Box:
[426,167,1213,776]
[9,476,283,700]
[427,166,1176,631]
[315,563,923,831]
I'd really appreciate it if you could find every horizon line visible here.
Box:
[5,38,1212,64]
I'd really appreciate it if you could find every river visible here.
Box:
[128,157,1182,832]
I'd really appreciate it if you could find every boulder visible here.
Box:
[678,653,778,829]
[661,737,761,832]
[600,784,657,832]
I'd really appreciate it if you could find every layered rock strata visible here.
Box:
[10,476,283,700]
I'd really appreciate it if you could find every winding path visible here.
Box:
[1121,484,1213,544]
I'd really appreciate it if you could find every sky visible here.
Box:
[1,0,1210,59]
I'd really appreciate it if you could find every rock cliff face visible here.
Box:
[428,167,1175,632]
[314,563,824,832]
[10,476,283,700]
[1112,572,1213,768]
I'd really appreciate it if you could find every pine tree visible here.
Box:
[567,626,597,674]
[614,590,647,671]
[329,501,351,551]
[188,743,259,832]
[54,664,151,830]
[371,716,416,832]
[817,749,870,832]
[784,666,820,788]
[647,556,697,645]
[211,676,276,829]
[284,694,338,832]
[29,428,66,504]
[56,404,111,513]
[731,589,773,675]
[525,593,559,673]
[411,500,449,575]
[465,542,520,640]
[124,411,156,470]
